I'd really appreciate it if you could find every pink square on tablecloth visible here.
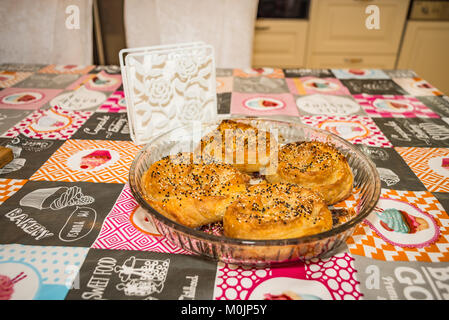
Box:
[91,184,190,254]
[300,115,393,147]
[353,94,440,118]
[96,91,127,113]
[291,77,351,95]
[0,88,62,110]
[230,92,299,116]
[66,70,122,92]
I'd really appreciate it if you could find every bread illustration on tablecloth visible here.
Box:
[19,186,95,210]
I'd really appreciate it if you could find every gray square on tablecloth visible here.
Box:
[233,77,289,94]
[70,112,131,141]
[13,73,82,89]
[382,69,418,78]
[283,68,335,78]
[340,79,408,95]
[0,180,124,247]
[217,92,231,114]
[0,135,64,179]
[356,145,426,191]
[352,255,449,300]
[216,68,233,77]
[0,63,47,72]
[373,117,449,148]
[0,109,33,135]
[65,248,218,300]
[417,96,449,117]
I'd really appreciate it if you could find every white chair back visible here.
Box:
[0,0,93,65]
[124,0,259,69]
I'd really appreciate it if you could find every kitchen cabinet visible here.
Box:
[397,21,449,95]
[305,0,410,68]
[252,19,308,68]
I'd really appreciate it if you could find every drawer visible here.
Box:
[307,0,409,55]
[306,53,397,69]
[252,19,308,68]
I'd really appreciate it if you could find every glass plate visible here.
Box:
[128,115,381,266]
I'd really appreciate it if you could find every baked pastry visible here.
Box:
[266,141,353,205]
[199,119,277,174]
[223,182,332,240]
[141,152,250,228]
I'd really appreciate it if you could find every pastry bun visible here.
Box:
[141,152,250,228]
[223,182,332,240]
[266,141,353,205]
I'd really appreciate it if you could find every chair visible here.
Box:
[0,0,93,65]
[123,0,259,69]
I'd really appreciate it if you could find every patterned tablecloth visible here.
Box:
[0,63,448,301]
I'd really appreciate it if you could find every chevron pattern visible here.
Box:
[92,184,190,254]
[29,139,141,184]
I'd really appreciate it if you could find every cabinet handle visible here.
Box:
[344,58,364,64]
[255,26,271,31]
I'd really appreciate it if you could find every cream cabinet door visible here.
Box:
[398,21,449,95]
[307,53,397,69]
[307,0,409,55]
[252,19,308,68]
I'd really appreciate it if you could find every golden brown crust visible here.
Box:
[141,152,250,228]
[199,119,276,173]
[223,182,332,240]
[266,141,353,205]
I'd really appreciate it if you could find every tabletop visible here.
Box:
[0,63,448,301]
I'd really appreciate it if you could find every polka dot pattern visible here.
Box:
[0,244,88,285]
[305,253,362,300]
[213,253,362,300]
[214,263,272,300]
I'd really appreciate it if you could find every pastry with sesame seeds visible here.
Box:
[141,152,250,228]
[266,141,353,205]
[199,119,277,174]
[223,182,332,240]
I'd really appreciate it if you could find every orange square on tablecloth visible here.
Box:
[346,189,449,262]
[395,147,449,193]
[29,139,141,184]
[0,179,27,204]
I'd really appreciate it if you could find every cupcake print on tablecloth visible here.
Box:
[300,115,393,147]
[30,139,140,184]
[1,106,92,140]
[0,88,62,110]
[287,77,350,95]
[393,77,443,96]
[233,68,284,78]
[66,71,122,92]
[347,189,449,262]
[354,94,439,118]
[331,69,390,80]
[0,244,89,300]
[365,200,440,249]
[230,93,299,117]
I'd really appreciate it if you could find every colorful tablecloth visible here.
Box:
[0,63,448,301]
